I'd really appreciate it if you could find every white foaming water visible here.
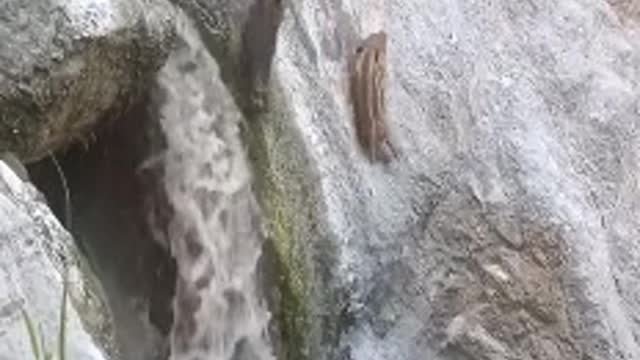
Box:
[153,11,274,360]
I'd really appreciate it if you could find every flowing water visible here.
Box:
[152,11,274,360]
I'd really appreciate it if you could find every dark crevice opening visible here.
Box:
[26,93,177,360]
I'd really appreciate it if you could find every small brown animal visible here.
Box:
[349,31,398,163]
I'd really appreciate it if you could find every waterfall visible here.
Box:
[152,11,274,360]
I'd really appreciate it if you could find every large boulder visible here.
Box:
[0,159,116,359]
[0,0,175,163]
[16,0,639,359]
[238,0,640,360]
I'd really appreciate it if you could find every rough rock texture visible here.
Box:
[169,0,284,111]
[257,0,640,359]
[0,160,115,359]
[167,0,640,360]
[606,0,640,22]
[16,0,639,359]
[0,0,180,357]
[0,0,176,163]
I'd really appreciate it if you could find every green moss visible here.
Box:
[240,85,318,360]
[264,195,310,360]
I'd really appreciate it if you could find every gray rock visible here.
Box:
[0,0,176,163]
[114,0,640,358]
[0,160,115,359]
[606,0,640,22]
[239,0,640,359]
[0,151,29,181]
[169,0,284,111]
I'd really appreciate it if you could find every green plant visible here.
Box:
[21,149,72,360]
[21,267,69,360]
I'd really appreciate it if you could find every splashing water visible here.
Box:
[152,10,274,360]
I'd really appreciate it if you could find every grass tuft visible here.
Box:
[22,267,69,360]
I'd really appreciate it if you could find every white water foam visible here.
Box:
[153,11,274,360]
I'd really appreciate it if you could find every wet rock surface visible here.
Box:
[3,0,640,359]
[0,0,175,163]
[27,97,177,360]
[242,0,640,359]
[0,160,114,359]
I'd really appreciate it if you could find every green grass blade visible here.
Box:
[20,308,41,360]
[38,324,49,360]
[57,268,69,360]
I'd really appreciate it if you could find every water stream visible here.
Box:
[153,12,274,360]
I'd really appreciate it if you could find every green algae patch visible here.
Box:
[242,99,315,360]
[261,195,312,360]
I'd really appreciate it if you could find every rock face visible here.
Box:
[232,0,640,359]
[0,160,115,359]
[606,0,640,22]
[261,0,640,359]
[4,0,640,359]
[0,0,175,163]
[169,0,284,110]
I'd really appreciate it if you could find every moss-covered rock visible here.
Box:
[242,93,314,360]
[241,82,353,360]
